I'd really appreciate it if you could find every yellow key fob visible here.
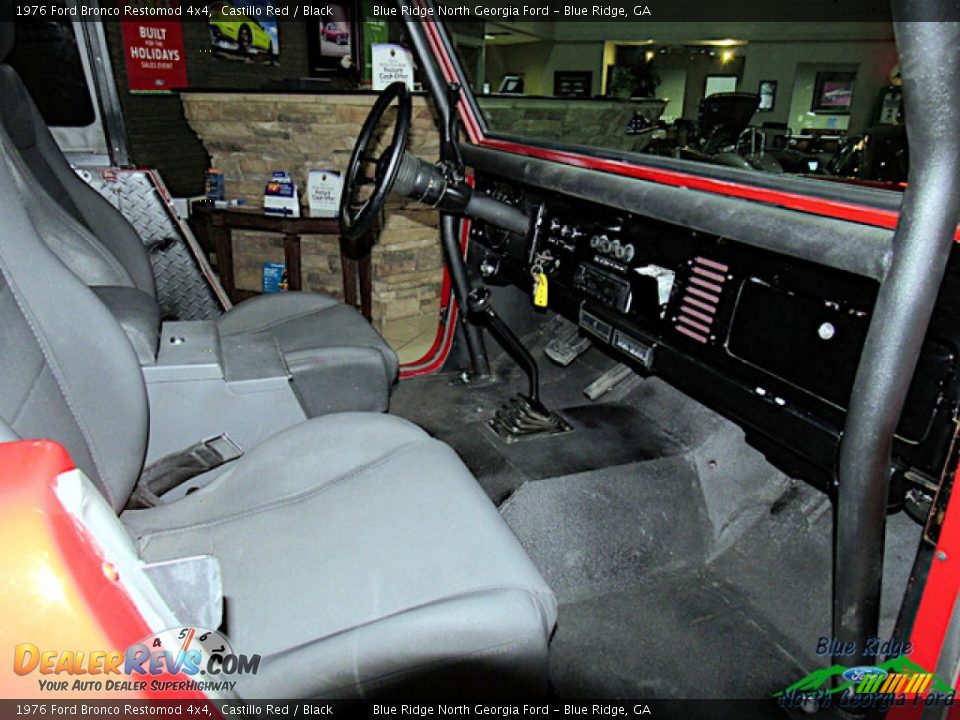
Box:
[533,272,548,308]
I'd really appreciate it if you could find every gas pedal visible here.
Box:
[583,363,635,401]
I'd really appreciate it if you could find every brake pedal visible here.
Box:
[545,323,591,367]
[583,363,635,401]
[545,335,591,367]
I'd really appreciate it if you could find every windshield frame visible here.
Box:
[421,14,917,231]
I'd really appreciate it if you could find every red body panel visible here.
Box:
[0,440,207,701]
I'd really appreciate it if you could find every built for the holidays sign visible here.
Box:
[371,43,414,91]
[121,0,187,93]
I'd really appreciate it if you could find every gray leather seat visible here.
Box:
[123,414,555,697]
[0,146,556,696]
[0,21,397,417]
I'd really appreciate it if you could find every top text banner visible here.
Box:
[6,0,955,21]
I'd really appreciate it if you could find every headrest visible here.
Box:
[0,20,13,64]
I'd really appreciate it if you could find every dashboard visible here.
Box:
[470,175,960,492]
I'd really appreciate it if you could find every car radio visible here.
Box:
[573,263,633,313]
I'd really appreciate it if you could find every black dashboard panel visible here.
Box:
[727,279,871,408]
[469,173,960,491]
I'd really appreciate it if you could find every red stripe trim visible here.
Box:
[680,305,715,324]
[676,325,709,344]
[682,295,717,314]
[678,315,712,335]
[692,266,727,283]
[477,137,956,237]
[696,257,731,272]
[687,286,721,304]
[690,276,725,294]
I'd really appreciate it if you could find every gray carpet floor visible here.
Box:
[391,318,923,702]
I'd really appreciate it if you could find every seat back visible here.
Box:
[0,119,141,289]
[0,149,148,512]
[0,20,156,298]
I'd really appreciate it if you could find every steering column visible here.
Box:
[341,81,567,439]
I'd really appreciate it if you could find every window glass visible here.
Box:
[7,19,96,127]
[447,21,907,190]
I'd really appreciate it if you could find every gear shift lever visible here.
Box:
[468,287,572,442]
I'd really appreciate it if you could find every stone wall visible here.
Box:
[181,93,442,328]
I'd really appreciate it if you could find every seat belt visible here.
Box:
[127,434,243,510]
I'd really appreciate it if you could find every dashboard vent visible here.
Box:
[674,257,729,344]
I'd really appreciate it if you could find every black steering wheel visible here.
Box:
[339,82,412,241]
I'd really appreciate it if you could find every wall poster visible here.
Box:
[307,2,359,77]
[121,0,188,93]
[208,0,280,64]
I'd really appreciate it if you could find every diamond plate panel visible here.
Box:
[76,167,226,321]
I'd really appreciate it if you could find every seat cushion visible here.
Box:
[216,293,399,417]
[121,413,556,698]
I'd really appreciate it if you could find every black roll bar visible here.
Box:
[834,18,960,668]
[401,13,491,377]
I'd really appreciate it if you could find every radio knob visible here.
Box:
[590,235,601,249]
[623,243,635,263]
[598,235,611,253]
[613,241,625,259]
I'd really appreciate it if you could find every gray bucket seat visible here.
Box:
[0,143,557,696]
[0,22,398,418]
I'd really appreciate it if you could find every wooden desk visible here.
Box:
[191,204,372,320]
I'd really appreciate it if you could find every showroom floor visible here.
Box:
[382,314,439,364]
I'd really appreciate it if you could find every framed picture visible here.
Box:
[758,80,777,111]
[208,0,280,63]
[554,71,592,98]
[704,75,737,97]
[307,3,361,77]
[812,71,856,114]
[877,85,903,125]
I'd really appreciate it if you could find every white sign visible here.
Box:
[372,43,414,91]
[263,172,300,218]
[307,170,343,218]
